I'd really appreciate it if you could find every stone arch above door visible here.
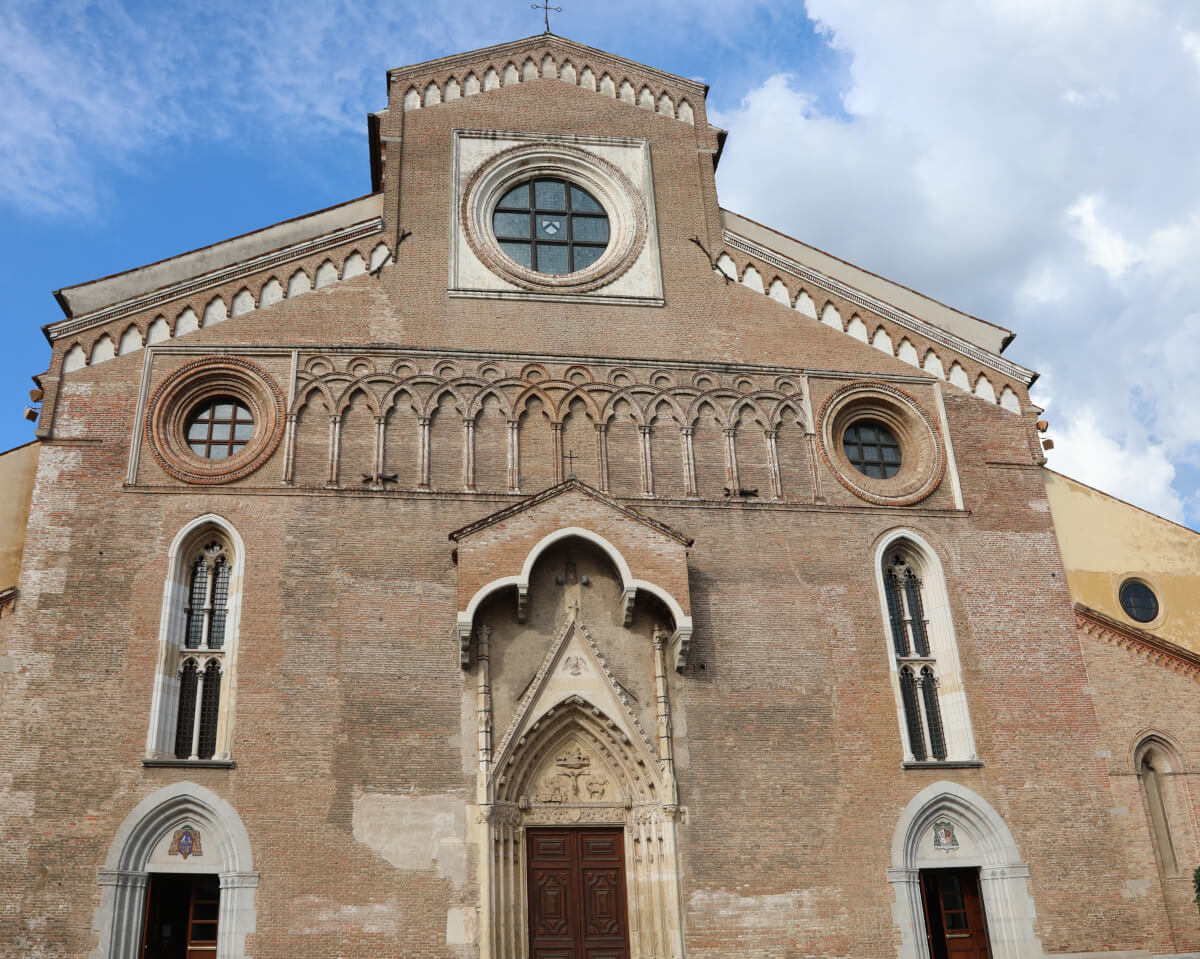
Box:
[888,781,1042,959]
[92,782,258,959]
[450,480,694,669]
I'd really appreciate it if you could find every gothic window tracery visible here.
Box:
[879,541,973,764]
[146,521,242,763]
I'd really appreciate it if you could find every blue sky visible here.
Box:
[4,1,1200,530]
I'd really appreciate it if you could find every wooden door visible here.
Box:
[141,875,219,959]
[527,828,630,959]
[921,869,991,959]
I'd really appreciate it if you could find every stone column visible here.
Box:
[507,420,520,492]
[417,416,431,490]
[280,412,298,485]
[326,413,341,487]
[723,427,740,494]
[463,418,476,491]
[639,425,654,496]
[681,427,697,497]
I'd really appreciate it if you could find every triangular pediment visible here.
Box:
[449,479,691,546]
[387,35,706,128]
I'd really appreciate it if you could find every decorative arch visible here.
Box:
[94,781,257,959]
[456,525,693,670]
[889,781,1041,959]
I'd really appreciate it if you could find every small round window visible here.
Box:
[1119,580,1159,623]
[843,420,902,479]
[492,178,610,275]
[185,397,255,460]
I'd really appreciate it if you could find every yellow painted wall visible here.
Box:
[1046,469,1200,653]
[0,441,39,592]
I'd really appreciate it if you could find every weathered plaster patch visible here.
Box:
[688,888,849,934]
[292,897,399,935]
[1121,878,1152,899]
[352,792,468,887]
[446,905,478,945]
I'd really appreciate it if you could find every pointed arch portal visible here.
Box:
[93,782,257,959]
[889,781,1042,959]
[476,617,685,959]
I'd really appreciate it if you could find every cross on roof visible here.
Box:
[532,0,562,34]
[564,449,578,479]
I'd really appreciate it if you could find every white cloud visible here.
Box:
[1046,409,1184,523]
[714,0,1200,527]
[1067,194,1141,278]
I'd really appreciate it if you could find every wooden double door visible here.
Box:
[527,828,630,959]
[921,868,991,959]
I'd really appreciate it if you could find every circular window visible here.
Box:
[817,381,945,506]
[145,357,284,485]
[185,397,255,459]
[492,178,610,275]
[1119,580,1159,623]
[461,142,647,294]
[843,420,902,479]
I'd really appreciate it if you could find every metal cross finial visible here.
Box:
[563,449,577,479]
[532,0,562,33]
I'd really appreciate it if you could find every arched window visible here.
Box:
[877,535,976,764]
[1137,738,1182,876]
[146,518,244,764]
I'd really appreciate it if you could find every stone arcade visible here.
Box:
[1,33,1198,959]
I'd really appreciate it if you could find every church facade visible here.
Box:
[1,34,1197,959]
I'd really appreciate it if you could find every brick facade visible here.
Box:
[1,33,1195,959]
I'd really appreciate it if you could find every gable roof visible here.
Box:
[48,194,383,337]
[722,209,1013,357]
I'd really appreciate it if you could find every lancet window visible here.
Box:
[146,519,243,763]
[878,537,975,764]
[1137,739,1182,876]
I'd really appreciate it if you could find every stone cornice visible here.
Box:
[1075,602,1200,680]
[723,230,1037,387]
[45,218,384,343]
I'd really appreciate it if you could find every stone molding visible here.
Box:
[143,356,285,485]
[459,142,648,294]
[817,381,946,506]
[389,35,702,127]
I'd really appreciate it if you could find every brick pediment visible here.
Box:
[451,480,693,669]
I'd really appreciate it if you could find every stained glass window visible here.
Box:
[843,420,902,479]
[493,178,610,275]
[185,397,254,460]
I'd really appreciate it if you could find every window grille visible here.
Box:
[209,557,230,649]
[904,569,930,656]
[174,660,199,759]
[884,568,909,657]
[197,663,222,759]
[185,560,208,648]
[921,667,947,761]
[900,668,926,761]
